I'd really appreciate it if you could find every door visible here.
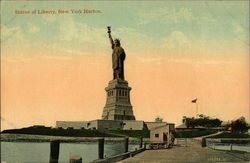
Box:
[163,133,167,142]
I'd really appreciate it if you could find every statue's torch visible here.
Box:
[107,26,111,34]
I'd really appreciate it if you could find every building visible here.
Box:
[150,124,175,146]
[56,120,174,131]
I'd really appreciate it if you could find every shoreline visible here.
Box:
[1,133,149,143]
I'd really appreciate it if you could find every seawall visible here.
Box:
[1,133,150,143]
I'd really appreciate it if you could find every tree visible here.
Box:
[182,116,196,128]
[155,116,163,122]
[182,115,222,128]
[230,116,249,133]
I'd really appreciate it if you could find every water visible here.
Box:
[1,142,139,163]
[206,141,250,153]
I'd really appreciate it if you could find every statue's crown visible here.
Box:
[114,38,120,43]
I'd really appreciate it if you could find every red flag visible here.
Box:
[191,98,197,103]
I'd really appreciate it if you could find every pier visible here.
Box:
[118,139,250,163]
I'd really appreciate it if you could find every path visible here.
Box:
[118,139,250,163]
[193,131,223,142]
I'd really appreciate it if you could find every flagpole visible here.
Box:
[196,101,198,117]
[191,98,198,117]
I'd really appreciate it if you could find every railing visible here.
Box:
[206,139,250,153]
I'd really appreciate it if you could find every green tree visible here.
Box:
[230,116,249,133]
[182,116,196,128]
[182,115,222,128]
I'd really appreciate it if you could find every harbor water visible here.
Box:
[1,142,139,163]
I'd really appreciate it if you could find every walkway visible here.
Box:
[118,139,250,163]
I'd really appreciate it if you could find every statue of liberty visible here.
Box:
[107,26,126,80]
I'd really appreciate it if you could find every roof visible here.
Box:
[151,124,169,130]
[176,123,188,128]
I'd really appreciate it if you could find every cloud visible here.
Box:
[28,23,40,34]
[232,20,244,34]
[162,31,192,50]
[198,13,217,25]
[56,16,78,41]
[77,23,106,44]
[42,15,155,57]
[1,25,38,62]
[42,15,106,44]
[137,7,195,25]
[1,24,24,42]
[113,27,155,55]
[115,27,151,44]
[42,14,57,23]
[231,20,248,46]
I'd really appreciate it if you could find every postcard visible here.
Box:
[1,1,249,163]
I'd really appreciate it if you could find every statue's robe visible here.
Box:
[112,46,126,80]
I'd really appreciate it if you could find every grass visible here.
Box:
[110,130,150,138]
[174,129,218,138]
[1,127,119,137]
[207,132,250,138]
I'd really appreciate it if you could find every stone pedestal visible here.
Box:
[102,79,135,120]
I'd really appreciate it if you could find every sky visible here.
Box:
[1,1,249,130]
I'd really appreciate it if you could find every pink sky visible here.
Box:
[1,51,249,130]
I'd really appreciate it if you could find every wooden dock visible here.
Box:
[118,139,250,163]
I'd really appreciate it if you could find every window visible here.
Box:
[122,90,124,96]
[125,91,127,96]
[119,90,121,96]
[155,134,159,138]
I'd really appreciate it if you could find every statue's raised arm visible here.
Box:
[107,26,114,49]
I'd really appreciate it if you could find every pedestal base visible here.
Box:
[102,79,135,120]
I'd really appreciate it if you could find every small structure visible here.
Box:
[149,124,175,149]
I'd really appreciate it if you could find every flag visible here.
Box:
[191,98,197,103]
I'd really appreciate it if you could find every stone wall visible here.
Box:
[122,120,145,130]
[97,120,123,131]
[56,121,89,129]
[56,120,174,131]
